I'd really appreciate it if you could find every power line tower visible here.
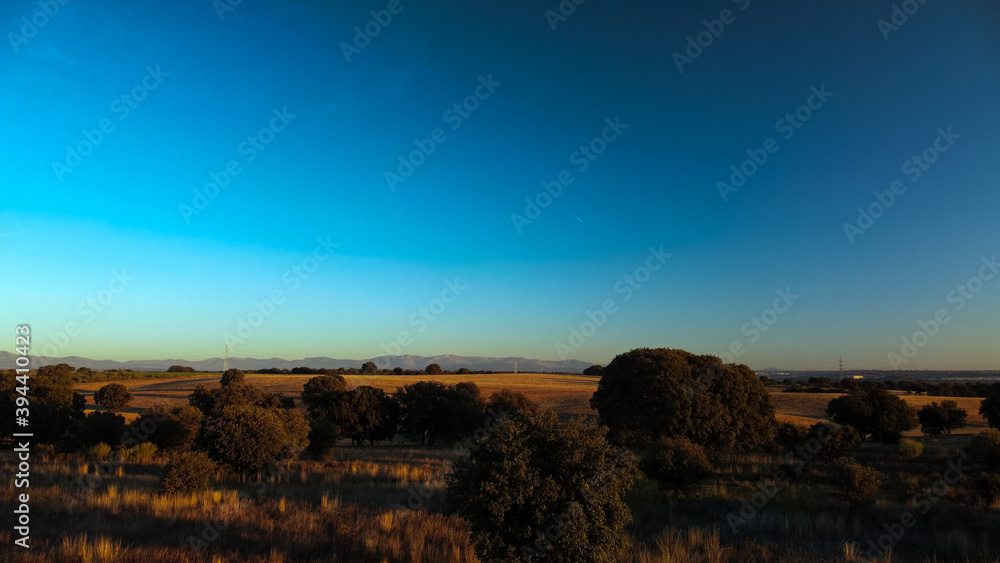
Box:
[224,345,229,372]
[839,356,843,380]
[514,361,518,375]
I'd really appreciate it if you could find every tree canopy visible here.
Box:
[590,348,776,451]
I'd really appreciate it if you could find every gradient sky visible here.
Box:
[2,0,999,370]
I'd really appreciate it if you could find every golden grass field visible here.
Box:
[75,373,990,433]
[4,373,997,562]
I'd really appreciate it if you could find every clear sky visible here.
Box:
[2,0,998,370]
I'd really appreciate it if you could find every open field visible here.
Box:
[75,374,991,432]
[5,373,999,561]
[73,373,602,418]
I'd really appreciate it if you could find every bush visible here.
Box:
[918,401,968,435]
[162,452,216,494]
[133,442,158,463]
[93,383,133,413]
[827,388,917,441]
[197,404,307,474]
[966,429,1000,468]
[301,375,347,418]
[219,369,246,387]
[640,436,713,497]
[447,414,638,563]
[396,381,484,445]
[590,348,776,451]
[90,442,112,461]
[971,473,1000,506]
[833,457,883,509]
[899,438,924,459]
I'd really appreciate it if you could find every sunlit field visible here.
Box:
[0,373,989,561]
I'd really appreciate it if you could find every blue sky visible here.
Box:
[2,0,998,370]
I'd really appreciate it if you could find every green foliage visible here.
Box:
[917,400,968,435]
[197,404,308,474]
[447,415,638,563]
[89,442,112,461]
[979,384,1000,430]
[899,438,924,459]
[582,365,603,376]
[805,422,861,458]
[361,361,378,375]
[132,441,158,463]
[325,385,397,446]
[305,417,341,456]
[966,429,1000,468]
[773,422,808,451]
[219,368,246,387]
[81,411,127,447]
[640,436,713,497]
[300,375,347,418]
[589,348,776,451]
[485,389,539,423]
[166,365,196,372]
[189,379,288,416]
[396,381,485,445]
[425,363,443,375]
[833,457,884,509]
[971,473,1000,506]
[827,388,917,440]
[94,383,133,412]
[162,452,216,494]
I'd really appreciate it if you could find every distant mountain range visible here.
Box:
[0,351,594,374]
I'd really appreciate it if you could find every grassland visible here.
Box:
[4,373,996,561]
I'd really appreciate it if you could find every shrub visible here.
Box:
[197,404,307,474]
[396,381,484,445]
[162,452,216,494]
[133,442,158,463]
[90,442,112,461]
[590,348,776,451]
[301,375,347,418]
[899,438,924,459]
[447,414,638,563]
[971,473,1000,506]
[833,457,883,509]
[219,368,246,387]
[774,422,808,451]
[918,401,968,435]
[93,383,133,413]
[640,436,713,497]
[966,429,1000,468]
[827,388,917,441]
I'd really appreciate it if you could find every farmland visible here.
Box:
[2,371,998,562]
